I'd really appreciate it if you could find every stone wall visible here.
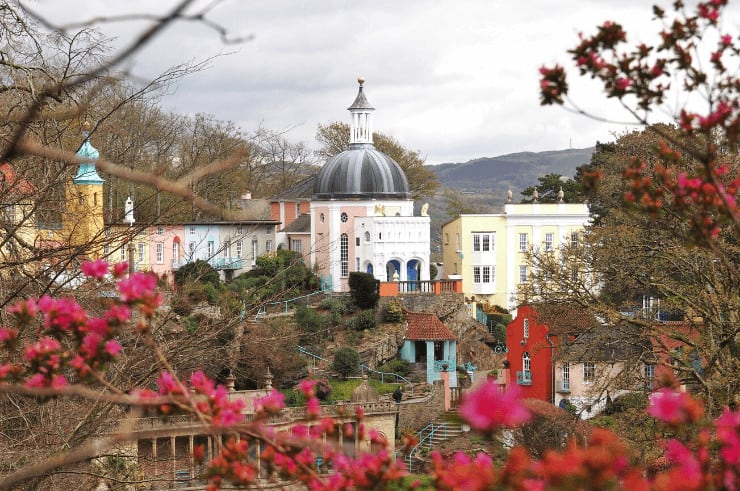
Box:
[396,380,446,434]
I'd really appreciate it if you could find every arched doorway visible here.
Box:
[366,262,374,275]
[386,260,400,282]
[406,259,421,281]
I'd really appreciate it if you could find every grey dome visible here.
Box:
[313,144,410,200]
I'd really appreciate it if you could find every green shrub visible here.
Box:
[383,299,405,323]
[314,379,332,400]
[294,305,325,333]
[332,347,360,379]
[182,316,199,334]
[348,272,379,309]
[203,283,221,304]
[174,260,220,287]
[348,309,377,331]
[429,263,439,280]
[378,359,411,377]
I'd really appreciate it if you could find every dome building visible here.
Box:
[310,79,430,292]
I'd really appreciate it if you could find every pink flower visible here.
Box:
[615,77,631,90]
[298,379,317,397]
[648,388,695,424]
[104,339,121,356]
[0,327,17,343]
[253,389,285,414]
[117,273,158,303]
[665,439,702,485]
[156,371,183,395]
[306,397,321,418]
[458,381,531,432]
[81,259,108,279]
[112,262,129,278]
[716,407,740,466]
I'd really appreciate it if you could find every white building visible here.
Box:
[309,79,430,292]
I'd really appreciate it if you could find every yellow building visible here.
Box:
[441,203,591,314]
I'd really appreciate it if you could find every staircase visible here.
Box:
[402,410,465,473]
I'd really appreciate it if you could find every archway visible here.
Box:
[406,259,421,282]
[366,262,374,275]
[386,260,401,282]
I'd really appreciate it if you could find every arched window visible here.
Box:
[340,234,349,277]
[522,352,531,372]
[364,231,371,243]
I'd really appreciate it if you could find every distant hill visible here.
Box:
[422,147,595,258]
[432,147,595,199]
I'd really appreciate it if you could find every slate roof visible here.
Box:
[280,213,311,233]
[405,312,456,341]
[557,325,651,363]
[270,176,316,201]
[532,302,600,336]
[348,82,374,110]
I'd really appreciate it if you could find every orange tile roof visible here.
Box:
[405,312,456,340]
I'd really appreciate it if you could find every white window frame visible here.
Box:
[189,226,196,236]
[156,243,164,264]
[137,243,144,263]
[340,234,349,277]
[523,352,531,372]
[523,318,529,338]
[570,231,579,247]
[482,266,490,283]
[207,241,214,257]
[544,232,554,251]
[519,233,528,251]
[173,243,179,263]
[265,240,272,252]
[251,239,258,265]
[583,362,595,383]
[473,266,481,283]
[236,240,243,258]
[292,239,302,254]
[473,234,481,251]
[519,265,528,284]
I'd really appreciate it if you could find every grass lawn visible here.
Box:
[282,377,399,406]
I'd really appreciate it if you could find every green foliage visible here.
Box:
[174,260,220,287]
[332,347,360,379]
[182,316,200,334]
[318,296,356,315]
[378,359,411,377]
[294,305,325,333]
[348,272,379,309]
[429,263,438,280]
[203,283,221,304]
[348,309,377,331]
[383,298,405,323]
[520,173,585,204]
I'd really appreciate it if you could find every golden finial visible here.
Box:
[358,76,365,86]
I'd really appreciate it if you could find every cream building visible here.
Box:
[441,202,591,313]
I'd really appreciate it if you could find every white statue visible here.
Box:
[421,203,429,216]
[123,196,135,225]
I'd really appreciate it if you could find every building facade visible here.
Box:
[441,202,591,313]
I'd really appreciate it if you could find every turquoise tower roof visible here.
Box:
[73,131,103,185]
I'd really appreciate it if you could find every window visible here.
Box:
[355,237,360,246]
[583,362,595,383]
[138,243,144,263]
[644,363,655,389]
[544,232,554,251]
[523,318,529,338]
[444,233,449,245]
[455,233,460,248]
[562,362,570,383]
[189,226,196,236]
[571,267,579,281]
[223,240,230,257]
[104,243,110,256]
[265,240,272,252]
[523,352,531,371]
[104,228,111,238]
[252,240,258,265]
[364,231,371,243]
[188,242,195,255]
[292,239,302,254]
[355,257,360,272]
[482,266,491,283]
[120,245,126,261]
[207,241,214,257]
[341,212,348,223]
[320,213,325,223]
[296,203,301,216]
[473,234,481,251]
[519,265,528,283]
[482,234,491,251]
[340,234,349,277]
[172,243,179,263]
[156,243,164,263]
[570,231,579,247]
[519,233,528,251]
[157,226,164,235]
[473,266,481,283]
[236,240,243,258]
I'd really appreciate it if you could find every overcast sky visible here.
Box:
[27,0,737,165]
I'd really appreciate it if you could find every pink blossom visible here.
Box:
[615,77,631,90]
[665,439,702,485]
[104,339,121,356]
[81,259,108,279]
[298,378,317,397]
[648,388,695,424]
[189,370,215,395]
[0,327,17,343]
[112,262,129,277]
[253,389,285,414]
[305,397,321,418]
[716,407,740,466]
[458,381,531,432]
[156,371,183,395]
[117,273,158,303]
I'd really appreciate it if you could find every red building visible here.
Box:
[506,304,597,403]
